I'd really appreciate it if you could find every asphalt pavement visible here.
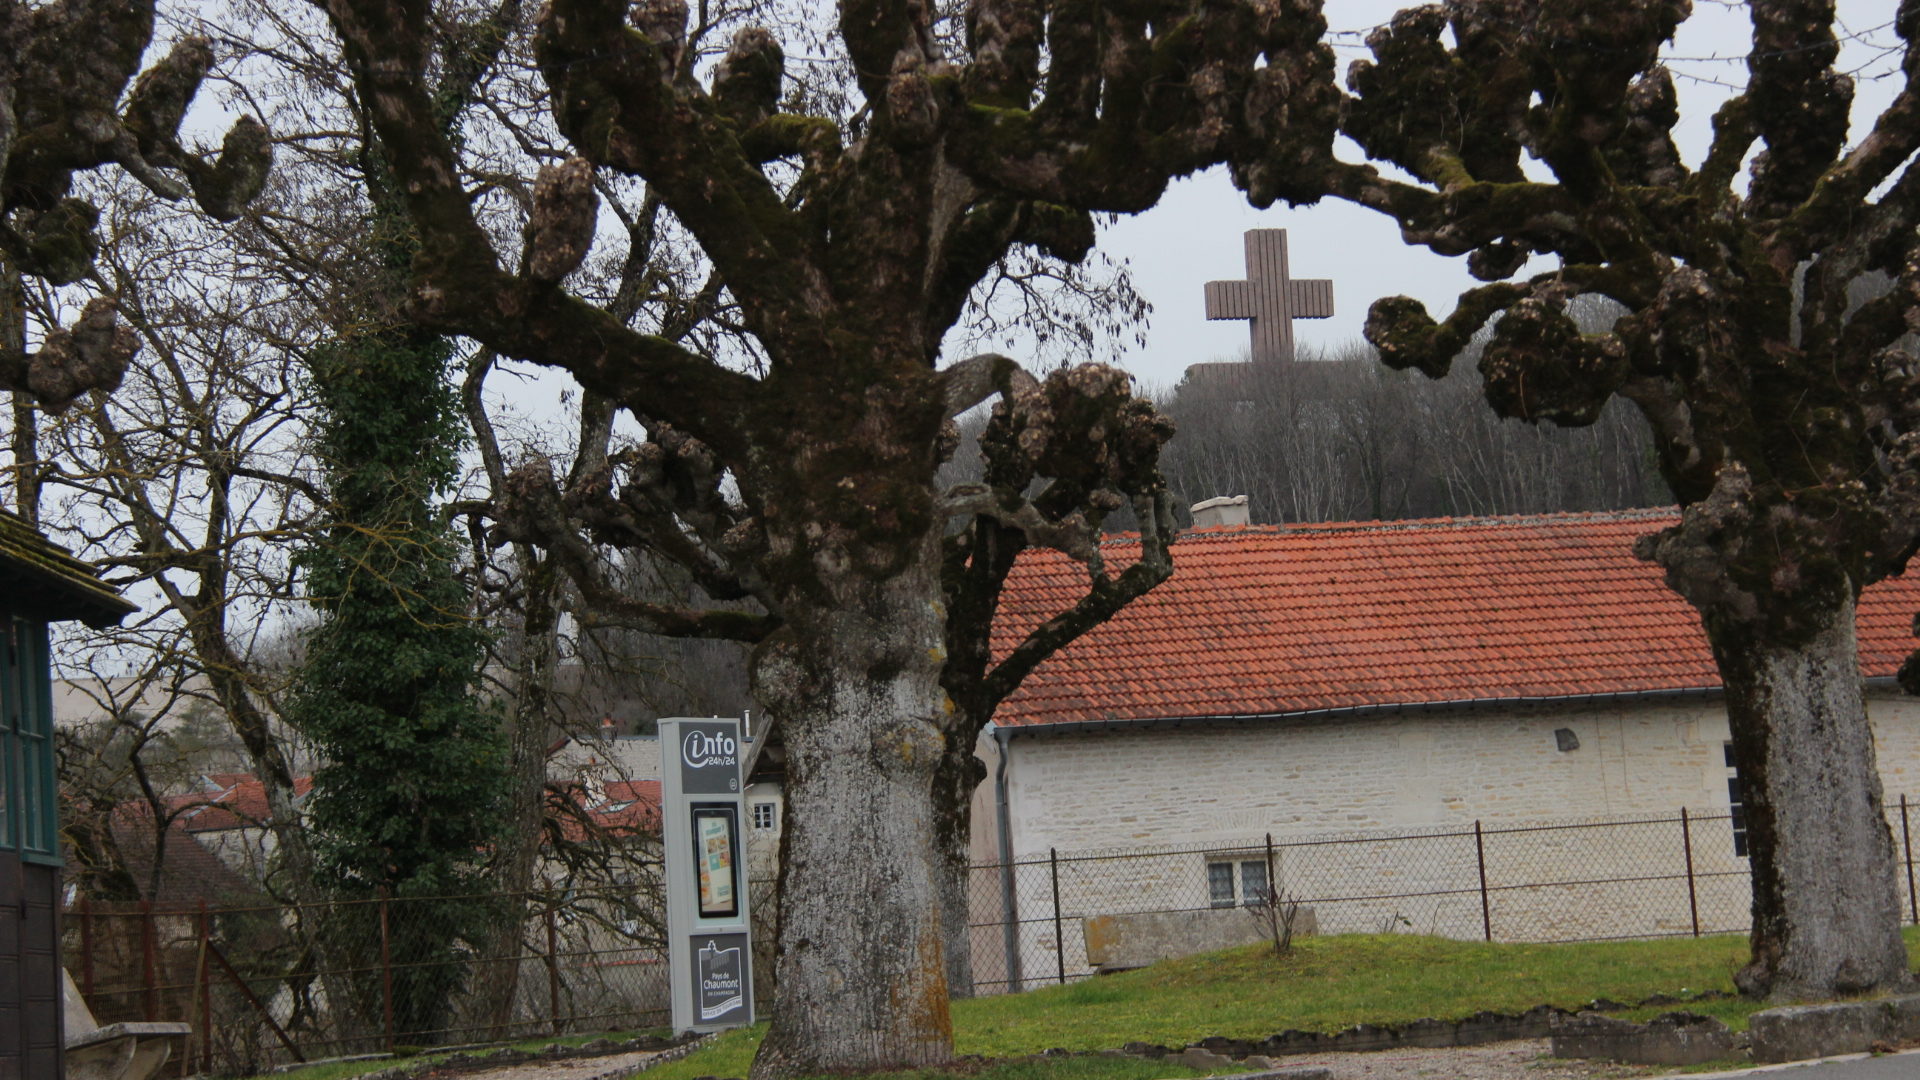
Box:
[1689,1049,1920,1079]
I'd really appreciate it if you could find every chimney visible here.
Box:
[599,714,617,740]
[1190,495,1250,529]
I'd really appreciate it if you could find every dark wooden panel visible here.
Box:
[20,865,59,1078]
[0,852,19,1068]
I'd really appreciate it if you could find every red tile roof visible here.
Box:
[991,508,1920,727]
[161,775,314,833]
[547,778,661,842]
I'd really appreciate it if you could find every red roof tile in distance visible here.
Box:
[991,508,1920,727]
[162,775,314,833]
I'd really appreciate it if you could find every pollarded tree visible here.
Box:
[1,0,270,422]
[1303,0,1920,999]
[316,0,1340,1072]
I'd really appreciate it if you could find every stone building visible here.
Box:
[969,507,1920,985]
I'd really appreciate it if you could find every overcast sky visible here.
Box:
[1097,0,1907,392]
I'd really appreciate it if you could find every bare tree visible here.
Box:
[1321,0,1920,999]
[2,0,270,430]
[22,172,327,904]
[314,0,1339,1071]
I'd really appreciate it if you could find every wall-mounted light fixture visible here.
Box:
[1554,728,1580,752]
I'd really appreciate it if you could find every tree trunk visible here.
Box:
[932,727,985,1000]
[470,552,561,1037]
[750,554,954,1078]
[1714,593,1911,1000]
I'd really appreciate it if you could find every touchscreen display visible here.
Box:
[693,807,739,918]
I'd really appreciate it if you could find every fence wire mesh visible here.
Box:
[959,799,1920,995]
[65,886,675,1076]
[65,799,1920,1071]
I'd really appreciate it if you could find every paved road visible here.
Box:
[1691,1049,1920,1079]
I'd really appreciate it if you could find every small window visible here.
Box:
[1206,857,1269,908]
[751,802,777,830]
[1725,742,1748,858]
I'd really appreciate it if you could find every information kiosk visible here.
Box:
[658,718,754,1033]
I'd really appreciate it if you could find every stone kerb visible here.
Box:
[1548,1011,1735,1066]
[1748,994,1920,1063]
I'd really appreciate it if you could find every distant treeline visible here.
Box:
[1156,339,1669,527]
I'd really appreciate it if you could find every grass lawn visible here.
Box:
[254,929,1920,1080]
[642,930,1789,1080]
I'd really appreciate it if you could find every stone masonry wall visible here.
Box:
[964,692,1920,990]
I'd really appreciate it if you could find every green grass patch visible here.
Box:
[955,933,1758,1054]
[645,931,1781,1080]
[260,928,1920,1080]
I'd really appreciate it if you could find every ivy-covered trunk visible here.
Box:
[1710,593,1909,999]
[291,330,507,1045]
[750,541,955,1076]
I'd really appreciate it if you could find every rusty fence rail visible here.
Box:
[64,885,678,1077]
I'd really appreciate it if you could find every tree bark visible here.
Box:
[1714,593,1911,1000]
[468,553,561,1037]
[931,728,985,999]
[750,549,954,1076]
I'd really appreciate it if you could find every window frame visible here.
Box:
[3,614,60,865]
[1205,855,1271,908]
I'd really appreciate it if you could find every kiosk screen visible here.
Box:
[692,806,739,918]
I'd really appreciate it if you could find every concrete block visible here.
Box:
[1082,908,1318,972]
[1550,1011,1734,1066]
[1749,994,1920,1063]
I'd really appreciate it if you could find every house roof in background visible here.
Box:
[547,778,661,844]
[163,775,313,833]
[991,508,1920,728]
[0,509,136,628]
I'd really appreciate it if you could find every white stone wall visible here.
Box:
[965,691,1920,990]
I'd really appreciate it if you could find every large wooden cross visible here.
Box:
[1203,229,1334,363]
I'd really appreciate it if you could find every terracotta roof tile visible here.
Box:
[164,775,314,832]
[992,509,1920,727]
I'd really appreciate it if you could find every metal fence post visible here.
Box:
[1050,848,1065,985]
[140,900,158,1021]
[79,895,94,997]
[1903,795,1917,925]
[379,891,394,1052]
[196,900,213,1074]
[1265,833,1277,900]
[1680,808,1700,937]
[1473,821,1491,942]
[546,906,562,1035]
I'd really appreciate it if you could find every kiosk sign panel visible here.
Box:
[660,718,754,1033]
[692,933,750,1024]
[679,723,741,794]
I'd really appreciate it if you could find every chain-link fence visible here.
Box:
[960,797,1920,995]
[64,886,675,1076]
[65,799,1920,1071]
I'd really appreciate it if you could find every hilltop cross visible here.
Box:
[1204,229,1334,362]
